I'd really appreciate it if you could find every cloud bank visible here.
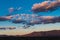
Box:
[0,14,60,26]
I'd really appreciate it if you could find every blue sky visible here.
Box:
[0,0,60,35]
[0,0,43,16]
[0,0,60,16]
[0,0,44,27]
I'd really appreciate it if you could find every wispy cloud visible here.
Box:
[8,7,22,16]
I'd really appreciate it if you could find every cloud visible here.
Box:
[1,14,60,28]
[8,7,21,16]
[39,16,60,24]
[57,0,60,1]
[10,14,60,25]
[9,7,21,12]
[12,19,25,23]
[0,16,13,21]
[9,7,14,13]
[32,0,60,13]
[17,7,22,10]
[0,27,16,30]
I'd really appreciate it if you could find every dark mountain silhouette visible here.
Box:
[21,30,60,37]
[0,30,60,37]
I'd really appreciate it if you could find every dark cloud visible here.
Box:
[32,1,60,13]
[0,27,16,30]
[0,16,13,21]
[1,14,60,28]
[39,16,60,24]
[10,14,60,25]
[12,20,25,23]
[0,17,9,21]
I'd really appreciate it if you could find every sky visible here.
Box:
[0,0,43,16]
[0,0,60,35]
[0,0,44,27]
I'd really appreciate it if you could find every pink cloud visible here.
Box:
[32,0,60,13]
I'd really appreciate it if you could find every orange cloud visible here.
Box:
[32,1,60,13]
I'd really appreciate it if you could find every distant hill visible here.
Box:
[0,30,60,37]
[21,30,60,37]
